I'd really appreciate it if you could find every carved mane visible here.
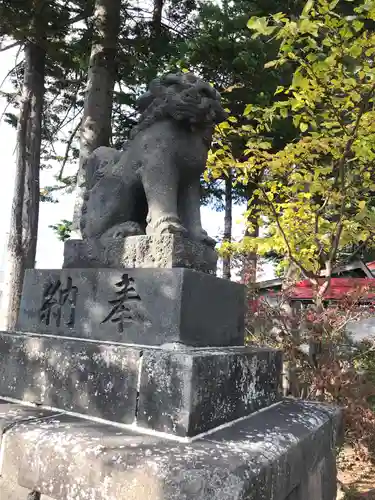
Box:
[129,72,227,140]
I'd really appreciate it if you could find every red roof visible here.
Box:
[285,278,375,301]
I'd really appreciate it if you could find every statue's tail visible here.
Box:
[72,147,122,238]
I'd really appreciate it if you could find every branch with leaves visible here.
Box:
[232,0,375,291]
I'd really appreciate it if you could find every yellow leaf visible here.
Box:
[264,60,277,69]
[358,200,366,210]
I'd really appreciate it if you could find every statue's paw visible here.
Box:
[157,221,188,236]
[201,231,217,248]
[149,216,188,236]
[192,229,216,248]
[102,222,145,240]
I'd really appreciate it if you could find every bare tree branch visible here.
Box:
[328,84,375,270]
[0,61,23,90]
[257,184,317,283]
[346,236,374,262]
[0,95,17,124]
[58,120,81,180]
[0,41,22,52]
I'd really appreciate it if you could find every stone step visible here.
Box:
[0,332,281,437]
[16,268,245,347]
[0,398,342,500]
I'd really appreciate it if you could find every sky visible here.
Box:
[0,46,273,279]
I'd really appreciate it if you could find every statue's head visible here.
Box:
[134,72,228,132]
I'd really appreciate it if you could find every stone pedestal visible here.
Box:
[0,234,342,499]
[16,268,244,347]
[0,332,281,437]
[63,235,218,274]
[0,398,342,500]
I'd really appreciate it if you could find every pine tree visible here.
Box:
[0,0,91,328]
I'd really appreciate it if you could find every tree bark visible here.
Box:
[242,178,260,337]
[4,25,45,329]
[222,171,232,280]
[72,0,122,236]
[152,0,164,39]
[243,178,259,284]
[23,41,45,269]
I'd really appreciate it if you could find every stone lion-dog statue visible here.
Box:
[80,72,227,248]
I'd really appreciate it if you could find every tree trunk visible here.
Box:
[222,171,233,280]
[243,179,259,284]
[4,36,45,329]
[280,261,302,396]
[23,41,45,269]
[72,0,122,236]
[152,0,164,39]
[242,179,260,337]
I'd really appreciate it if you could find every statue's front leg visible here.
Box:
[179,177,216,247]
[140,162,188,236]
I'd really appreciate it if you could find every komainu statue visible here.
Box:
[80,72,227,248]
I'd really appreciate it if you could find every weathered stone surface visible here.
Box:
[0,402,55,499]
[74,73,226,251]
[63,234,218,274]
[16,268,244,346]
[0,400,59,500]
[0,333,140,423]
[138,346,282,437]
[0,399,60,435]
[0,399,341,500]
[0,335,280,437]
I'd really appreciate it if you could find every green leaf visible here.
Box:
[300,122,308,132]
[299,19,319,36]
[219,121,231,130]
[292,70,309,89]
[247,16,276,36]
[293,114,302,127]
[302,0,314,17]
[244,104,253,116]
[280,107,288,118]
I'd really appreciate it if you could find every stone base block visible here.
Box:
[138,345,282,436]
[0,400,59,500]
[16,268,244,346]
[63,235,218,274]
[0,399,342,500]
[0,332,281,437]
[0,332,140,424]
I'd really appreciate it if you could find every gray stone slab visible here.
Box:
[16,268,245,346]
[0,332,140,423]
[138,346,282,437]
[0,476,51,500]
[0,401,59,500]
[64,235,218,274]
[0,400,341,500]
[0,335,281,437]
[0,399,59,434]
[0,401,57,500]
